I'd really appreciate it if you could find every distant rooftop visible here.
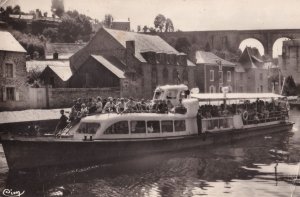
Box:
[0,31,26,53]
[26,59,70,73]
[195,51,235,66]
[45,42,86,59]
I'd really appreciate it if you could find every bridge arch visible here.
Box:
[238,38,265,56]
[272,37,291,58]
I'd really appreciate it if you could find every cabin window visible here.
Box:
[104,121,129,134]
[147,121,160,133]
[77,123,100,134]
[131,121,146,133]
[154,90,164,100]
[174,120,186,132]
[166,90,177,99]
[161,120,173,132]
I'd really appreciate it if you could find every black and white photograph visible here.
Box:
[0,0,299,196]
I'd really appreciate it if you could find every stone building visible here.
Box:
[194,51,236,93]
[235,47,269,93]
[0,31,28,110]
[70,28,196,98]
[279,39,300,84]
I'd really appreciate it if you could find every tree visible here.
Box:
[12,5,21,14]
[175,37,191,55]
[51,0,64,17]
[165,18,174,32]
[154,14,166,32]
[142,25,148,33]
[58,14,80,42]
[43,27,58,42]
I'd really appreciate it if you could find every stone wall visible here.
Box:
[0,51,29,111]
[48,87,120,108]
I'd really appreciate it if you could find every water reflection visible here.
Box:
[1,110,300,197]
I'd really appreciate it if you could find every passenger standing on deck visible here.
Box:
[69,100,77,122]
[95,97,103,113]
[116,98,126,113]
[55,109,69,135]
[167,100,174,112]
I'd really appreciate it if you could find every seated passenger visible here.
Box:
[126,97,137,112]
[87,98,97,114]
[151,100,159,112]
[102,97,116,113]
[167,100,174,112]
[80,103,89,117]
[174,99,187,114]
[116,98,126,113]
[158,100,168,113]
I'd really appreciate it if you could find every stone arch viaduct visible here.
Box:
[159,29,300,58]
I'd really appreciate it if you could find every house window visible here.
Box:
[5,63,13,78]
[210,70,214,81]
[6,87,15,101]
[227,71,231,82]
[182,69,188,83]
[240,73,243,80]
[260,85,263,92]
[259,73,263,80]
[209,85,215,93]
[50,77,55,87]
[219,71,223,83]
[219,85,223,93]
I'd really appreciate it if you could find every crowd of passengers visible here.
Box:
[199,98,289,122]
[66,96,188,122]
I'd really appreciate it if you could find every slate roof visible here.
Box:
[91,55,125,79]
[239,47,264,69]
[0,31,26,53]
[26,60,72,81]
[45,42,86,59]
[195,51,235,67]
[105,28,181,63]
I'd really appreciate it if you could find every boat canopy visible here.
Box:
[191,93,284,101]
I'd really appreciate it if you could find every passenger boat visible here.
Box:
[0,85,294,171]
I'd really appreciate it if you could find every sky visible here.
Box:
[1,0,299,57]
[2,0,300,31]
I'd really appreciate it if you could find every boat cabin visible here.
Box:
[153,84,190,106]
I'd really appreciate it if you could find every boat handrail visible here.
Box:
[202,116,234,121]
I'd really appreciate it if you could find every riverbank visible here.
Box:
[0,108,70,133]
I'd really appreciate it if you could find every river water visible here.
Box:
[0,110,300,197]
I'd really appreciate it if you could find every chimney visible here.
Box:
[126,40,135,55]
[53,52,58,60]
[126,40,135,66]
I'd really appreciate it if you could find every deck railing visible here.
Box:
[202,116,234,131]
[244,110,288,125]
